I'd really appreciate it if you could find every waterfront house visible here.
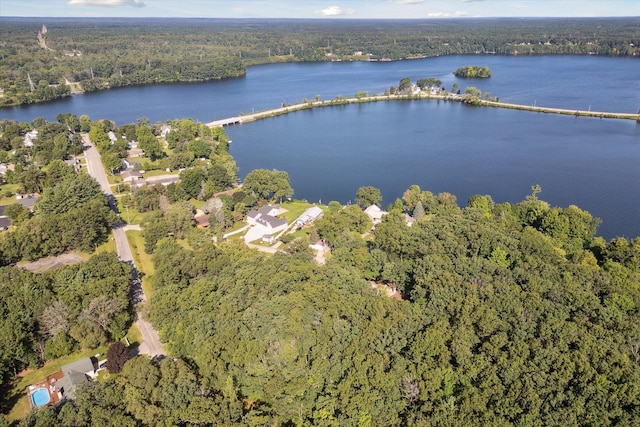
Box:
[364,205,387,223]
[245,205,287,242]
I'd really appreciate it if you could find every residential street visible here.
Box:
[82,135,166,357]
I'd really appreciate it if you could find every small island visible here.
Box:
[453,65,492,78]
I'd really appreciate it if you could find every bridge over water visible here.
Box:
[207,116,243,127]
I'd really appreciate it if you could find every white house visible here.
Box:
[245,205,288,242]
[364,205,387,223]
[160,125,172,138]
[23,129,38,147]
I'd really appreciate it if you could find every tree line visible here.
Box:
[0,17,638,106]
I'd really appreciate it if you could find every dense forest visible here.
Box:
[0,17,639,106]
[6,180,639,425]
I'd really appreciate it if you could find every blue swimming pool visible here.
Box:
[31,388,50,407]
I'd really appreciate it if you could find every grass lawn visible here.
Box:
[286,228,312,241]
[280,201,324,223]
[107,175,122,185]
[126,230,155,298]
[125,322,143,350]
[142,169,176,178]
[189,199,204,210]
[116,197,153,226]
[0,183,22,201]
[3,346,108,422]
[96,234,117,254]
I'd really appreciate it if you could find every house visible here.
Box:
[128,148,144,158]
[16,194,38,211]
[404,214,416,227]
[245,205,288,242]
[64,158,81,172]
[364,205,387,223]
[23,129,38,147]
[107,131,118,143]
[54,357,98,399]
[262,234,276,244]
[247,205,281,224]
[160,124,172,138]
[122,160,142,171]
[121,170,143,183]
[294,206,324,226]
[194,214,210,228]
[144,175,180,187]
[247,205,287,232]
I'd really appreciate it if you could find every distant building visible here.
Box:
[16,194,39,211]
[194,214,210,228]
[128,148,144,158]
[23,129,38,148]
[404,214,416,227]
[160,125,172,138]
[364,205,387,223]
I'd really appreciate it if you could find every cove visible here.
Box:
[227,100,640,240]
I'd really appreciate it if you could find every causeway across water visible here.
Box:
[206,94,640,128]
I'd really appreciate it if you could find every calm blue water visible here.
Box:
[3,56,640,124]
[227,101,640,239]
[1,56,639,238]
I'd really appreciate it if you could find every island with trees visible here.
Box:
[453,65,492,78]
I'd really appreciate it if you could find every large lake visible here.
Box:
[2,56,639,239]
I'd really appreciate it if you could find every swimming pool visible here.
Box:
[31,388,50,407]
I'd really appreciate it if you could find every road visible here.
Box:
[206,94,640,130]
[83,135,166,357]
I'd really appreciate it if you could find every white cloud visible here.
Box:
[396,0,424,4]
[426,11,469,17]
[315,5,354,16]
[68,0,145,7]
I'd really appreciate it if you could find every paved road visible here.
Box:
[83,135,166,358]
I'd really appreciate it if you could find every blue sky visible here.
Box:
[1,0,639,19]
